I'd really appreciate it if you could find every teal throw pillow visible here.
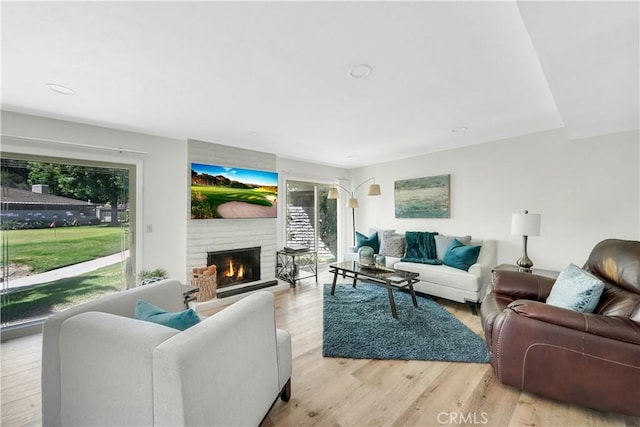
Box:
[135,299,201,331]
[546,263,604,313]
[442,239,481,271]
[434,234,472,260]
[356,231,379,253]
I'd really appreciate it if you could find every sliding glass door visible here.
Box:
[285,180,337,265]
[1,155,134,328]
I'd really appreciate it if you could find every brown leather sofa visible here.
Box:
[481,239,640,416]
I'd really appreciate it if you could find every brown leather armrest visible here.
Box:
[491,270,556,301]
[509,300,640,345]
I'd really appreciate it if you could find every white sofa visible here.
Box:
[42,279,292,427]
[346,234,497,313]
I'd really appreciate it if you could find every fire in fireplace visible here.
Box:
[207,247,261,288]
[225,259,245,281]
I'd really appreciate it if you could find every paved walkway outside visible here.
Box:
[4,251,129,289]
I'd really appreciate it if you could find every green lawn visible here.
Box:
[1,263,124,324]
[5,225,127,273]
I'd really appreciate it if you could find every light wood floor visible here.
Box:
[2,270,639,427]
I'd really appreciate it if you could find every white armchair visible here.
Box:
[42,279,292,426]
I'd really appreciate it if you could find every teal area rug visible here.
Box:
[323,283,490,363]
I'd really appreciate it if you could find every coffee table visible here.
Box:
[329,261,420,319]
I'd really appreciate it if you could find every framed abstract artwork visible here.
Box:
[394,174,450,218]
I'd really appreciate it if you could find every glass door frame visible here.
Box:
[0,148,141,339]
[284,179,338,268]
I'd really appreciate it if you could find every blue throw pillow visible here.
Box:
[546,264,604,313]
[442,239,481,271]
[135,299,201,331]
[356,231,380,253]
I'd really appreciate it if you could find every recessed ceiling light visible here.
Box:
[451,126,468,133]
[46,83,75,95]
[348,64,373,79]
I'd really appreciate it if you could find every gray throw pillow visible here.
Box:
[379,231,405,258]
[434,235,471,260]
[369,228,395,251]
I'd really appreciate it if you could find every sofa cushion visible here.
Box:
[135,299,201,331]
[442,239,481,271]
[546,263,605,313]
[356,231,380,253]
[379,231,406,258]
[394,262,482,292]
[434,235,472,260]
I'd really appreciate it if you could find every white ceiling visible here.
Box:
[2,1,638,169]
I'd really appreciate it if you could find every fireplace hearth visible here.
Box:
[207,247,261,288]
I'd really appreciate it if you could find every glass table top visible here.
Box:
[329,261,419,283]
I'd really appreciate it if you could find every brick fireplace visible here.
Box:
[186,139,287,310]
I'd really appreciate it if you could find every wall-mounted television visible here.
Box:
[190,163,278,219]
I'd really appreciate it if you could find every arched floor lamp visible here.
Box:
[327,178,381,246]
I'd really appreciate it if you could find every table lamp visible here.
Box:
[511,210,541,272]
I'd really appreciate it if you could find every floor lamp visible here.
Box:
[327,178,381,246]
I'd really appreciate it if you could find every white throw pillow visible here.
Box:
[546,263,604,313]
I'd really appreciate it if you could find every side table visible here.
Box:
[181,284,199,308]
[276,249,318,286]
[493,263,559,279]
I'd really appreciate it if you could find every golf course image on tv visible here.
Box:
[191,163,278,219]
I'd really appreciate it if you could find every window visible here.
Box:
[285,180,337,265]
[1,155,135,329]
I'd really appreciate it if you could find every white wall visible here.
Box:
[350,128,640,272]
[1,111,189,282]
[0,112,350,285]
[4,111,637,279]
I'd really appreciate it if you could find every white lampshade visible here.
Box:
[327,187,339,199]
[367,184,381,196]
[347,198,359,208]
[511,212,541,236]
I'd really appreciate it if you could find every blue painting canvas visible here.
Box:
[394,174,450,218]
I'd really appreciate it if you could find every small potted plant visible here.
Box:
[138,268,168,285]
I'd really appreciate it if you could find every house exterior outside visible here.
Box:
[0,185,99,228]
